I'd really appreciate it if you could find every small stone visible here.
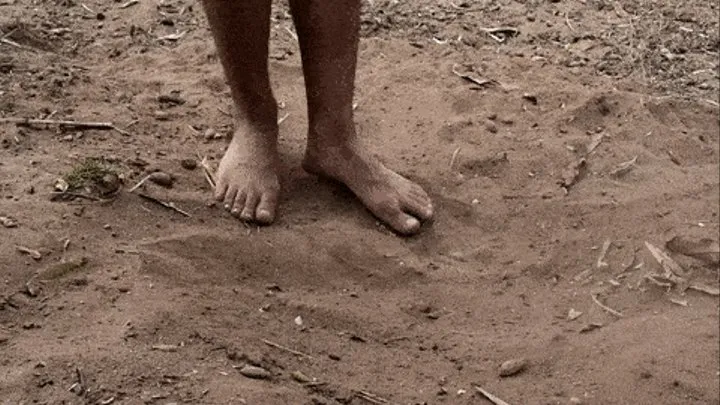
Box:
[499,358,527,377]
[148,171,174,188]
[203,128,216,140]
[328,354,341,361]
[154,110,171,121]
[567,308,583,321]
[62,134,74,142]
[151,344,178,352]
[238,365,271,380]
[569,397,583,404]
[294,316,303,326]
[522,93,538,105]
[180,159,197,170]
[22,322,41,330]
[500,117,514,125]
[103,224,112,230]
[0,216,18,228]
[98,173,122,195]
[485,120,498,133]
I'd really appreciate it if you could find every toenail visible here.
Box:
[406,218,419,228]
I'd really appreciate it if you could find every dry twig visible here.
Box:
[591,294,623,317]
[451,64,494,87]
[0,117,130,136]
[137,193,191,217]
[474,385,512,405]
[262,339,313,359]
[354,390,389,404]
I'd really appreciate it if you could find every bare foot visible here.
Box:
[214,132,281,224]
[303,137,434,235]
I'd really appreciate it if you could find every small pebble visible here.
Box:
[154,110,171,120]
[238,365,271,380]
[499,358,527,377]
[0,216,18,228]
[569,397,582,404]
[180,159,197,170]
[485,120,498,133]
[203,128,216,140]
[148,171,174,188]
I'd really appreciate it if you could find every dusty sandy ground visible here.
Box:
[1,0,719,404]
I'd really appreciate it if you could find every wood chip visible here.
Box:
[451,64,495,88]
[669,298,688,306]
[17,246,42,260]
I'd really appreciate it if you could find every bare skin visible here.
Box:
[201,0,433,235]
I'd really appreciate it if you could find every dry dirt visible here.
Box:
[1,0,719,404]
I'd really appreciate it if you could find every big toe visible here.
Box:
[373,203,422,235]
[255,191,278,224]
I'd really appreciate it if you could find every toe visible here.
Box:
[223,187,238,211]
[231,190,247,216]
[214,182,228,201]
[401,194,434,221]
[374,203,422,235]
[240,191,260,221]
[255,191,278,224]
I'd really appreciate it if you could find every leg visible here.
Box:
[289,0,434,235]
[200,0,280,224]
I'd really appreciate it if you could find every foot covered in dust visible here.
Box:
[303,132,434,235]
[214,131,281,224]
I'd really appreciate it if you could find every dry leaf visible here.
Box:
[645,241,690,280]
[609,156,638,178]
[666,236,719,265]
[688,283,720,296]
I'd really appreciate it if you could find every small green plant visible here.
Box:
[63,157,117,191]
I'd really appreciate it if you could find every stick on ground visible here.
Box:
[591,294,623,317]
[451,65,494,87]
[261,339,313,359]
[0,117,130,136]
[137,193,191,217]
[354,390,389,404]
[474,385,512,405]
